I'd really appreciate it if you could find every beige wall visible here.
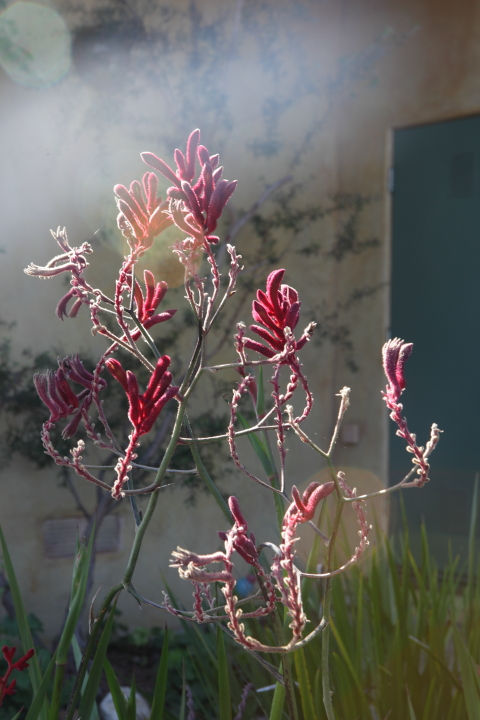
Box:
[0,0,477,639]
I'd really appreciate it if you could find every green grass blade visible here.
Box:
[77,600,117,720]
[269,681,286,720]
[127,674,137,720]
[189,439,232,523]
[71,636,100,720]
[24,650,57,720]
[0,523,47,719]
[452,625,480,720]
[10,710,24,720]
[467,472,479,607]
[236,410,273,477]
[150,626,169,720]
[104,659,129,720]
[329,619,369,714]
[217,624,232,720]
[407,688,418,720]
[179,663,186,720]
[294,647,316,720]
[57,527,95,663]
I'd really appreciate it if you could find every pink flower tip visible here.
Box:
[292,481,335,521]
[382,338,413,401]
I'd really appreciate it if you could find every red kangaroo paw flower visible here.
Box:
[141,152,182,187]
[142,130,237,243]
[382,337,413,402]
[129,272,176,341]
[115,173,172,249]
[107,356,178,437]
[105,358,129,392]
[381,339,441,486]
[291,482,335,522]
[244,269,314,362]
[219,497,260,567]
[35,356,104,438]
[185,129,200,181]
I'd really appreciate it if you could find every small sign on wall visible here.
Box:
[43,515,122,558]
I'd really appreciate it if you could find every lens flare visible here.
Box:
[0,2,71,87]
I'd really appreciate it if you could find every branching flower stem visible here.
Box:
[27,136,439,720]
[66,346,203,717]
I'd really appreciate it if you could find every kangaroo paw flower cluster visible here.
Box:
[23,130,441,691]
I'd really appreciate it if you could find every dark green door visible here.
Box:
[390,115,480,563]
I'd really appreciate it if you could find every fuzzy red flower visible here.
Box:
[141,129,237,243]
[130,270,177,340]
[244,269,312,359]
[106,355,178,436]
[382,337,413,403]
[218,496,259,566]
[115,172,173,249]
[34,355,105,439]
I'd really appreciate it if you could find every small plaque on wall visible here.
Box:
[43,516,122,558]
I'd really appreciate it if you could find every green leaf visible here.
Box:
[71,636,100,720]
[236,410,273,477]
[48,526,96,720]
[24,651,57,720]
[0,523,47,720]
[452,625,480,720]
[407,688,418,720]
[104,659,129,720]
[294,647,316,720]
[329,618,370,715]
[10,710,24,720]
[57,525,95,664]
[467,472,479,606]
[127,674,137,720]
[77,600,118,720]
[179,663,186,720]
[217,625,232,720]
[268,680,285,720]
[150,626,169,720]
[189,439,232,523]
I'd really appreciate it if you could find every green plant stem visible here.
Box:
[321,456,346,720]
[48,663,65,720]
[66,353,204,716]
[270,608,298,720]
[186,418,232,524]
[126,309,161,359]
[263,424,297,720]
[261,426,285,529]
[64,584,122,720]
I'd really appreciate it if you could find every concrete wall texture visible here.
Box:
[0,0,476,639]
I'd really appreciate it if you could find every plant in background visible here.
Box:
[0,646,34,709]
[0,130,440,719]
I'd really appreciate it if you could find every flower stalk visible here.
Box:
[21,131,440,720]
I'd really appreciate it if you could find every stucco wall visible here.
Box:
[0,0,476,639]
